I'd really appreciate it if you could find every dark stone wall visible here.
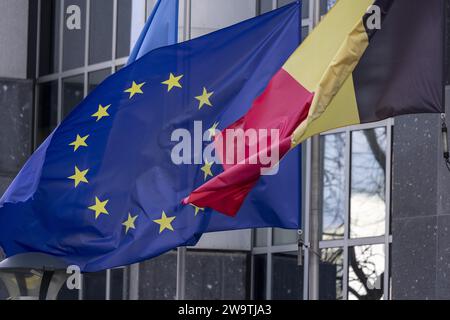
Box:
[0,78,33,196]
[0,78,33,300]
[392,87,450,299]
[138,250,249,300]
[185,251,249,300]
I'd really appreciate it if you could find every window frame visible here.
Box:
[250,0,393,301]
[34,0,128,149]
[34,0,132,300]
[317,119,394,300]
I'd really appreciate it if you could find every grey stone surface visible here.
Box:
[272,253,303,300]
[392,114,440,219]
[0,0,29,79]
[391,102,450,299]
[0,175,12,196]
[139,251,177,300]
[438,88,450,215]
[436,215,450,299]
[185,251,248,300]
[392,216,437,299]
[0,281,7,300]
[0,79,33,174]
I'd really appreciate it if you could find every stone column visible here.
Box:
[391,87,450,299]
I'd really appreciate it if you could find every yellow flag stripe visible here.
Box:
[280,0,373,146]
[297,75,360,141]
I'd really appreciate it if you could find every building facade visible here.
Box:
[0,0,448,300]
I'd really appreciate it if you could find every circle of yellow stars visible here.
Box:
[65,71,221,236]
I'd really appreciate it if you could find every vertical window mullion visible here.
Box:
[57,0,64,124]
[303,138,312,300]
[266,253,272,300]
[112,0,118,72]
[384,120,393,299]
[83,0,90,97]
[342,128,351,299]
[33,0,42,150]
[105,269,111,300]
[35,0,41,79]
[266,227,273,300]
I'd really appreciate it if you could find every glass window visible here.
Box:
[185,251,248,299]
[57,283,80,300]
[110,268,127,300]
[39,0,60,76]
[350,128,386,239]
[117,0,133,58]
[88,68,111,94]
[252,254,267,299]
[317,124,391,300]
[320,133,346,240]
[62,74,84,118]
[63,0,86,70]
[301,26,309,40]
[278,0,309,19]
[0,280,8,300]
[259,0,273,14]
[191,0,257,38]
[89,0,113,64]
[83,271,107,300]
[320,247,344,300]
[115,64,125,72]
[348,244,385,300]
[139,252,177,299]
[272,252,303,300]
[36,81,58,146]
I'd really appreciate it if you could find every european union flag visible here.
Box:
[0,3,301,272]
[127,0,179,64]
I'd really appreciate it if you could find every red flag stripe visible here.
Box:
[184,68,314,216]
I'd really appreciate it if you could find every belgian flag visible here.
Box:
[289,0,444,146]
[185,0,445,216]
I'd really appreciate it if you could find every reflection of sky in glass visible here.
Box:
[327,0,337,11]
[321,134,346,240]
[348,244,385,300]
[350,128,386,238]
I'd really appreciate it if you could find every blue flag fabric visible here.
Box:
[127,1,303,234]
[0,3,301,272]
[127,0,179,65]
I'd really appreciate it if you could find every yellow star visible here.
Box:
[124,81,145,99]
[201,160,214,180]
[88,197,109,219]
[122,213,138,234]
[208,122,220,139]
[195,87,214,110]
[162,73,183,92]
[69,134,89,152]
[190,204,205,216]
[68,166,89,188]
[92,104,111,121]
[153,211,176,234]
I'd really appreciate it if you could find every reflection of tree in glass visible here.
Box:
[321,128,387,299]
[321,248,344,299]
[348,245,384,300]
[353,129,386,200]
[350,130,386,299]
[321,134,346,239]
[350,128,386,238]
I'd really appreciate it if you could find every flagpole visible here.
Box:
[176,0,191,301]
[307,0,322,301]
